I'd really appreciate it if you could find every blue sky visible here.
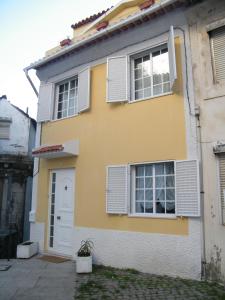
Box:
[0,0,118,118]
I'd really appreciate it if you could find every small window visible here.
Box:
[209,25,225,83]
[132,45,170,101]
[131,162,175,215]
[0,120,11,139]
[56,77,78,119]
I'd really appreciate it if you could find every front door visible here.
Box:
[49,169,74,256]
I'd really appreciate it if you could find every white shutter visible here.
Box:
[168,26,177,90]
[106,165,128,214]
[210,26,225,82]
[107,56,128,102]
[37,82,54,122]
[0,122,10,139]
[78,67,91,113]
[219,154,225,224]
[175,160,200,217]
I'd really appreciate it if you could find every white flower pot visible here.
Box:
[76,255,92,273]
[17,241,38,259]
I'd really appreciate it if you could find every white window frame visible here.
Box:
[129,43,172,103]
[54,76,79,120]
[128,160,176,219]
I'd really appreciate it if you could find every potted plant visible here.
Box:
[76,239,94,273]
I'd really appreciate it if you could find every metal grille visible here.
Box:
[219,154,225,225]
[210,25,225,82]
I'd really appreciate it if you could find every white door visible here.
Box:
[49,169,75,256]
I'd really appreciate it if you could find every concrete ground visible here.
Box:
[0,256,75,300]
[1,257,225,299]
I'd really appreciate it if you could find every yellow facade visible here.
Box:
[36,37,189,250]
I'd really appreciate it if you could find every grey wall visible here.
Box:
[36,7,187,81]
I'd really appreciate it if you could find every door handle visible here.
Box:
[57,216,61,220]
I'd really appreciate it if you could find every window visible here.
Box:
[107,26,177,103]
[56,77,78,119]
[0,118,11,139]
[132,45,170,101]
[106,160,200,217]
[132,162,175,215]
[209,25,225,82]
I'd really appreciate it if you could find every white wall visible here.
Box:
[187,0,225,282]
[0,98,30,155]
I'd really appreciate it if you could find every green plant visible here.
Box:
[77,239,94,257]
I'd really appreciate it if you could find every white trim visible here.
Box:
[129,92,172,104]
[128,213,177,219]
[48,171,55,252]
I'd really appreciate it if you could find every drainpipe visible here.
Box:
[195,107,206,279]
[23,68,39,98]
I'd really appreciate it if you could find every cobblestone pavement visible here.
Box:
[75,265,225,300]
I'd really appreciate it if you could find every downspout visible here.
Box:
[196,108,206,278]
[23,68,39,97]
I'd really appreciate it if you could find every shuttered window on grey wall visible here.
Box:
[0,121,10,139]
[210,25,225,82]
[219,154,225,225]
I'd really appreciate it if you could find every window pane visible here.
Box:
[165,162,174,174]
[70,80,75,88]
[153,84,162,95]
[57,102,62,111]
[68,108,75,116]
[63,92,68,101]
[135,69,142,79]
[136,190,144,201]
[145,165,153,176]
[166,189,175,201]
[69,99,75,108]
[136,178,144,188]
[145,201,153,213]
[155,163,164,175]
[50,237,53,248]
[144,88,151,98]
[51,205,54,215]
[156,177,165,188]
[135,79,143,90]
[145,189,153,200]
[156,201,165,213]
[50,226,54,236]
[163,73,170,82]
[166,176,175,188]
[59,85,64,93]
[58,94,63,102]
[145,177,153,188]
[135,58,142,69]
[57,111,62,119]
[135,90,143,100]
[156,189,165,201]
[136,202,144,213]
[153,74,162,85]
[136,166,144,176]
[166,202,175,214]
[64,83,69,91]
[163,82,170,93]
[143,77,151,88]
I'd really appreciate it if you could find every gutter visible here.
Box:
[24,0,178,72]
[24,69,39,97]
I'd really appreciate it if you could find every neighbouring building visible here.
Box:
[25,0,207,279]
[0,95,36,257]
[187,0,225,282]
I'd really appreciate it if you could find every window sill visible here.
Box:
[50,113,79,123]
[128,213,177,220]
[129,91,173,104]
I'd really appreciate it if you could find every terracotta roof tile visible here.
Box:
[71,7,113,29]
[32,144,64,155]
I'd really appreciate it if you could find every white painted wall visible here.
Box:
[0,97,31,155]
[187,0,225,282]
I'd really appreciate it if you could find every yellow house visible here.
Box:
[25,0,202,279]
